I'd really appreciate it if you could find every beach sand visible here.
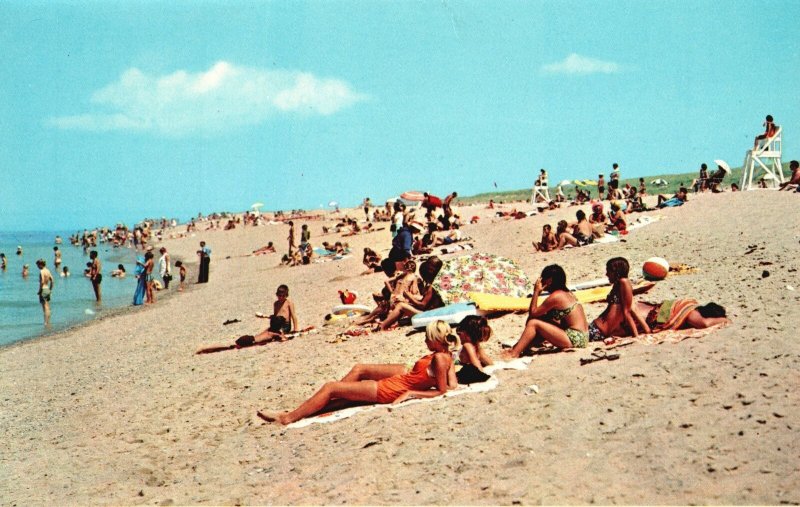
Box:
[2,191,799,505]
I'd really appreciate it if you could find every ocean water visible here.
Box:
[0,231,140,347]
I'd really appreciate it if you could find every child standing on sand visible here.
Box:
[175,261,186,292]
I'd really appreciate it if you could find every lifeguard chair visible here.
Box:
[530,169,551,204]
[741,126,784,190]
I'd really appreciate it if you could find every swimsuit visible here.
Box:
[565,328,589,348]
[574,232,593,246]
[39,286,51,303]
[588,321,605,342]
[376,353,437,404]
[543,302,588,347]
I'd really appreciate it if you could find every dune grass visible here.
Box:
[460,161,793,204]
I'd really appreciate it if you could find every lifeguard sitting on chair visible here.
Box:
[754,114,777,150]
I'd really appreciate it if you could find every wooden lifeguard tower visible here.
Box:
[530,169,551,204]
[741,126,784,190]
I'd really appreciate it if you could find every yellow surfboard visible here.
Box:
[468,281,655,312]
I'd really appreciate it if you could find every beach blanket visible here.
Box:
[626,324,721,345]
[285,358,532,429]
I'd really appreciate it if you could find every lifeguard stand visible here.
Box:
[741,126,784,190]
[530,170,551,204]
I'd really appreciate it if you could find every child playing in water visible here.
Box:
[257,320,458,425]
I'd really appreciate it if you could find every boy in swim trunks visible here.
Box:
[249,284,299,342]
[36,259,54,326]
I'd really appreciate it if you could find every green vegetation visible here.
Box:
[460,161,793,204]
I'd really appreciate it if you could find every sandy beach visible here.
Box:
[2,190,799,505]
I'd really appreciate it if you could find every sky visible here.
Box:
[1,0,798,231]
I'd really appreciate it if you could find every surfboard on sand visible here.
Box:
[468,281,656,312]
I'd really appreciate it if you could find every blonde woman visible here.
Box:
[257,320,458,425]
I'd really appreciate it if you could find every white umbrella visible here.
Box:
[251,202,264,209]
[558,179,573,187]
[714,159,731,174]
[328,201,339,207]
[650,179,668,186]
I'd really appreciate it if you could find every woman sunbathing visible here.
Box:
[607,202,627,233]
[632,300,729,333]
[257,320,458,425]
[503,264,589,358]
[589,257,650,343]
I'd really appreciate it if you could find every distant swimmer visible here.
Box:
[53,246,62,269]
[16,246,23,256]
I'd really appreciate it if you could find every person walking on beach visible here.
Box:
[89,250,102,303]
[363,197,371,221]
[597,174,605,200]
[158,247,171,289]
[287,221,296,254]
[197,241,211,283]
[36,259,54,327]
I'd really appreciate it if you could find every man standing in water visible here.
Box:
[36,259,54,326]
[89,250,102,303]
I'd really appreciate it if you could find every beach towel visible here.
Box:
[645,298,700,332]
[285,358,532,429]
[627,324,722,345]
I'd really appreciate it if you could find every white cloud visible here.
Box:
[47,61,368,136]
[541,53,620,75]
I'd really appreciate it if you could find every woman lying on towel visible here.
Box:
[632,299,729,333]
[590,258,729,343]
[503,264,590,358]
[257,321,458,425]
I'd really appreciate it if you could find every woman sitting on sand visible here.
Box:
[607,202,627,233]
[455,316,494,381]
[589,257,650,343]
[257,320,458,425]
[555,220,579,250]
[378,256,444,330]
[503,264,589,358]
[362,247,382,273]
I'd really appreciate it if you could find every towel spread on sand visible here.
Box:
[629,325,721,345]
[645,298,700,332]
[285,358,532,429]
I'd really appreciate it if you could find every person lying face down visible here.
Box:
[257,320,458,425]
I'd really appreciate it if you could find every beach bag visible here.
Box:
[456,364,491,385]
[338,290,357,304]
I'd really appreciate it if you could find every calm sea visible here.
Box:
[0,231,141,347]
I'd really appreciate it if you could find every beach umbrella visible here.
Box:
[650,179,668,186]
[582,180,598,186]
[558,179,573,187]
[328,200,339,207]
[432,252,533,305]
[400,190,425,202]
[251,202,264,210]
[714,159,731,174]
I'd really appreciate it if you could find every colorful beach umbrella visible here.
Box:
[400,191,425,202]
[432,252,533,305]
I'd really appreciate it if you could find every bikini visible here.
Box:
[375,354,438,403]
[544,302,588,348]
[589,286,621,342]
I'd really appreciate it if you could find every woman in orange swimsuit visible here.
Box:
[257,320,458,425]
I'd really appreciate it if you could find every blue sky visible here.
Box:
[1,0,798,231]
